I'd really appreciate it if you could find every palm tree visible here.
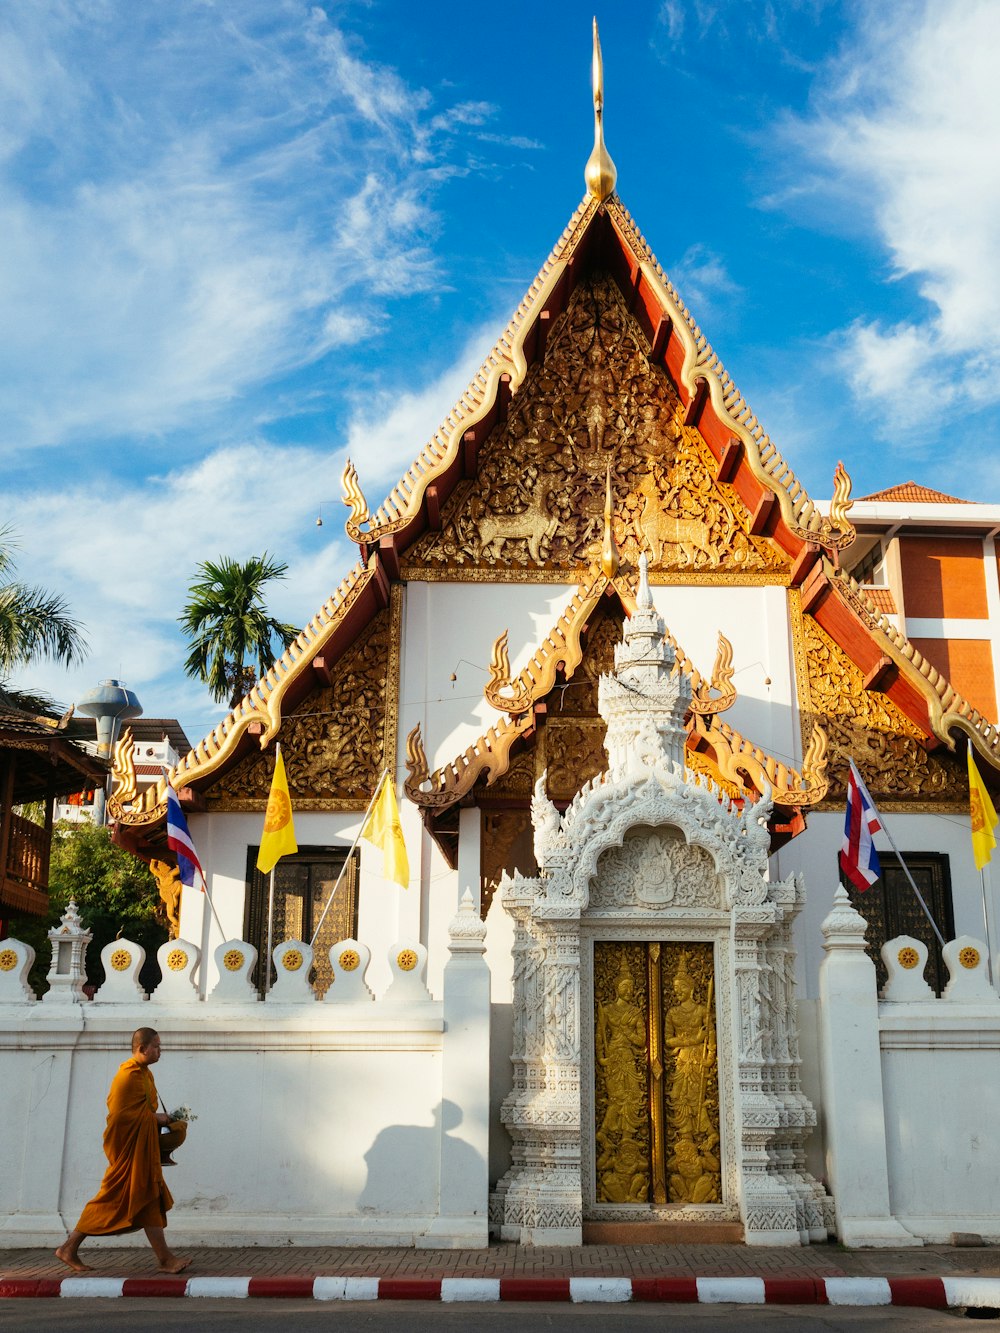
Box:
[0,527,88,684]
[179,554,299,708]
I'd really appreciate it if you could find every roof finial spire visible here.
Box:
[585,18,617,204]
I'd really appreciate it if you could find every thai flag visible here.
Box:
[839,758,882,892]
[165,782,205,891]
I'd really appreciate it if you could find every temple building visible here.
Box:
[4,27,998,1251]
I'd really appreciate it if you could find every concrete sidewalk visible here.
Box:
[2,1241,999,1307]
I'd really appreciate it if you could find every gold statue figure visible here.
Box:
[664,954,720,1203]
[595,959,649,1203]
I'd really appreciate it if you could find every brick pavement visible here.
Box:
[2,1240,998,1281]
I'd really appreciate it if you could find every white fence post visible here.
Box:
[420,889,490,1248]
[818,886,919,1247]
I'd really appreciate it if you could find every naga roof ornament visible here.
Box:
[584,18,617,204]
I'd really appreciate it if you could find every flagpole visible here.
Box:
[201,869,227,942]
[875,817,947,949]
[980,867,994,986]
[309,767,390,949]
[265,867,276,995]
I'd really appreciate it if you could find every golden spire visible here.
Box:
[601,463,620,577]
[584,18,617,203]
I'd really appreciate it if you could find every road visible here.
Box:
[0,1300,974,1330]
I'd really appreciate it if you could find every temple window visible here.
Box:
[244,846,359,997]
[839,851,954,994]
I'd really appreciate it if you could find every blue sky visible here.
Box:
[4,0,999,744]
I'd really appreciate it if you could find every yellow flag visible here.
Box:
[968,748,998,870]
[361,777,409,888]
[256,747,298,874]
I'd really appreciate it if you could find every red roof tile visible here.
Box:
[858,482,969,504]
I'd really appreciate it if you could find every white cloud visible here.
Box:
[789,1,1000,436]
[4,323,501,743]
[0,2,502,453]
[343,320,503,490]
[668,244,740,314]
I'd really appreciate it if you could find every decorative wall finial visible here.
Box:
[584,18,617,203]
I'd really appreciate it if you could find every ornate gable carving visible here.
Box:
[402,273,787,582]
[590,827,723,911]
[209,595,400,812]
[792,595,966,809]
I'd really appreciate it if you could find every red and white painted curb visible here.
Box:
[1,1274,998,1306]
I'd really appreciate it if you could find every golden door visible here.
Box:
[593,941,720,1205]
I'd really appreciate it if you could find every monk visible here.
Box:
[55,1027,190,1274]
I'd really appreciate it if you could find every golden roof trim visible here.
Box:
[693,715,828,807]
[340,177,858,559]
[108,555,377,825]
[404,713,534,810]
[605,199,856,553]
[484,566,635,716]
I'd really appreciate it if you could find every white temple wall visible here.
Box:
[0,1007,447,1246]
[0,889,492,1248]
[880,1020,1000,1239]
[818,892,1000,1244]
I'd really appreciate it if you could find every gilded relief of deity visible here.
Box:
[404,274,786,579]
[593,941,720,1208]
[663,950,720,1204]
[594,945,650,1204]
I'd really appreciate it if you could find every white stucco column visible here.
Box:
[419,889,490,1248]
[818,886,920,1247]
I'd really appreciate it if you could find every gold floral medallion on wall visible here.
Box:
[403,274,787,582]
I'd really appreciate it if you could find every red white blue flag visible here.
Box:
[165,782,205,891]
[839,758,882,892]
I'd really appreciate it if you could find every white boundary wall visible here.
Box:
[818,888,1000,1245]
[0,895,491,1249]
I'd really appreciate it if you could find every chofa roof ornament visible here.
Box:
[584,18,617,204]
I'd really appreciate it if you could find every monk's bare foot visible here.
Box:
[157,1256,191,1274]
[55,1245,92,1273]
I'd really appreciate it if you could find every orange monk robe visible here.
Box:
[75,1058,173,1236]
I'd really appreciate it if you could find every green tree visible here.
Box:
[15,821,167,995]
[0,526,87,686]
[179,554,299,708]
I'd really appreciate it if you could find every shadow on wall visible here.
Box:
[359,1099,481,1214]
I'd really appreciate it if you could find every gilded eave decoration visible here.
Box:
[108,553,382,828]
[341,195,600,546]
[790,588,970,810]
[209,588,401,812]
[604,199,856,554]
[400,273,791,582]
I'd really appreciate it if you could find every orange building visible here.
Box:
[843,483,1000,722]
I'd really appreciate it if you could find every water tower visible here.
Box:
[76,679,143,825]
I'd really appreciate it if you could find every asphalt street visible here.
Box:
[0,1302,977,1331]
